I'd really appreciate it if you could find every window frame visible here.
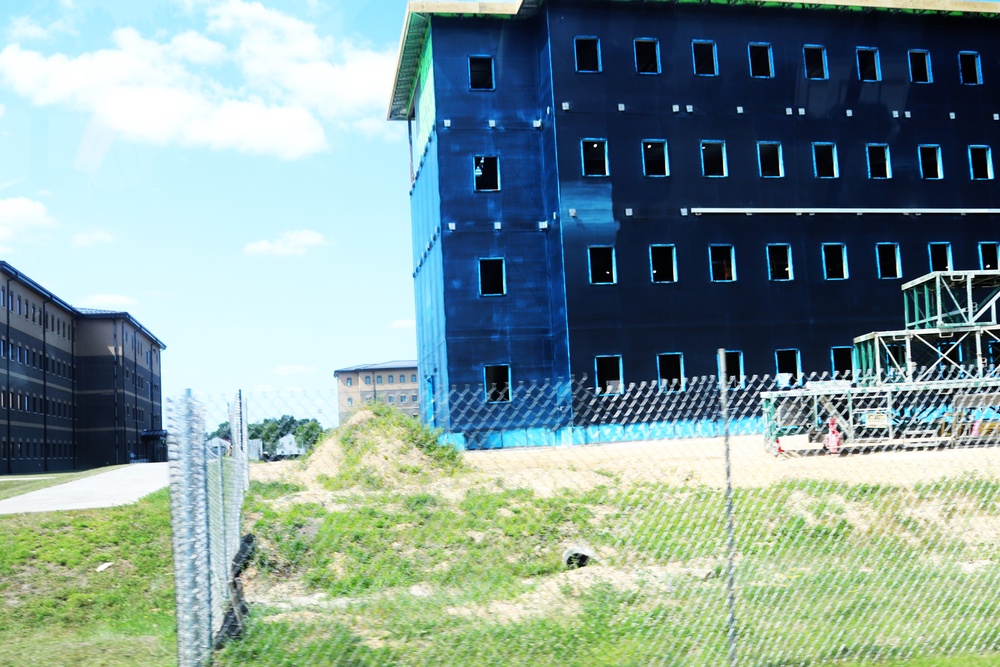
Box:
[908,49,933,84]
[969,145,994,180]
[656,352,685,391]
[958,51,982,85]
[876,242,902,279]
[748,42,774,78]
[775,348,802,386]
[918,144,943,180]
[831,347,854,379]
[595,355,624,395]
[581,139,609,177]
[692,39,718,77]
[856,46,881,82]
[812,142,839,179]
[766,243,794,281]
[649,244,678,283]
[757,141,784,178]
[574,36,602,73]
[866,143,892,179]
[588,245,617,285]
[478,257,507,296]
[720,350,745,389]
[483,364,512,403]
[473,155,500,191]
[634,38,661,74]
[822,243,849,280]
[928,242,953,272]
[642,139,669,177]
[701,140,728,177]
[468,55,495,91]
[709,244,737,282]
[978,241,1000,270]
[803,44,828,80]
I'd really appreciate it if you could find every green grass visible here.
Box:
[0,489,176,667]
[0,465,128,502]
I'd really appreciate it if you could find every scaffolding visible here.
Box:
[763,271,1000,452]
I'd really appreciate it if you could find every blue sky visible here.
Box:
[0,0,475,400]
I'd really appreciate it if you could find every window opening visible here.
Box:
[692,40,718,76]
[582,140,608,176]
[376,375,383,384]
[832,347,854,379]
[657,353,684,391]
[474,155,500,191]
[634,39,660,74]
[364,376,371,385]
[857,47,880,81]
[908,50,932,83]
[595,355,623,394]
[388,375,395,384]
[484,364,511,402]
[919,145,942,179]
[970,146,994,180]
[758,142,783,177]
[979,242,1000,270]
[813,143,838,178]
[803,45,828,80]
[650,245,677,283]
[575,37,601,72]
[721,350,744,389]
[701,140,727,177]
[767,244,793,281]
[709,245,736,282]
[876,243,901,279]
[479,258,506,296]
[469,56,494,90]
[959,51,982,85]
[748,43,773,78]
[867,144,891,179]
[823,243,848,280]
[775,349,801,386]
[929,243,952,272]
[589,246,616,284]
[642,140,668,176]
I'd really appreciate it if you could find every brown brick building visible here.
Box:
[334,361,419,424]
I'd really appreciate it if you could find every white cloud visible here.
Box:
[71,229,115,247]
[76,293,138,309]
[390,319,415,330]
[244,229,325,256]
[8,16,76,42]
[0,1,398,160]
[0,197,57,250]
[273,364,317,376]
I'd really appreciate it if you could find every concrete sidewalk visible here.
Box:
[0,463,170,515]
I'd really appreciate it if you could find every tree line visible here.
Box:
[207,415,324,457]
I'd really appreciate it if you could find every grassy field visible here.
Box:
[0,466,127,502]
[0,488,176,667]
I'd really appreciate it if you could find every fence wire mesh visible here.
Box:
[167,369,1000,666]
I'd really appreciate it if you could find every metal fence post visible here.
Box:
[718,349,738,667]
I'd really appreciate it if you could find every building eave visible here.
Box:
[386,0,1000,122]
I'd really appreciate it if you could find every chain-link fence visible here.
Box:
[167,364,1000,666]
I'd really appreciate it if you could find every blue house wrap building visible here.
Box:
[388,0,1000,438]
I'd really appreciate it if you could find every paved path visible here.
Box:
[0,463,170,515]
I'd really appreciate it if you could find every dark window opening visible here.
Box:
[474,155,499,191]
[767,245,792,281]
[813,143,838,178]
[650,245,676,283]
[710,245,736,281]
[575,37,601,72]
[596,355,622,394]
[469,56,494,90]
[749,43,773,78]
[758,142,783,177]
[803,45,828,80]
[479,258,505,296]
[908,50,932,83]
[919,145,942,179]
[959,51,981,85]
[970,146,993,180]
[589,246,616,284]
[692,40,717,76]
[722,351,743,388]
[832,347,854,379]
[582,140,608,176]
[701,141,726,177]
[658,353,684,391]
[634,39,660,74]
[857,47,880,81]
[867,144,891,179]
[643,140,668,176]
[980,242,999,270]
[823,244,848,280]
[929,243,952,272]
[484,365,511,402]
[776,349,801,385]
[876,243,900,279]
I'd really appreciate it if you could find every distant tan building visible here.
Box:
[334,361,419,423]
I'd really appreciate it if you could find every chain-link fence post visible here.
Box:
[718,349,739,667]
